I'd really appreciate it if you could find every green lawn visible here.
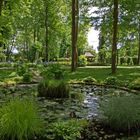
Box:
[67,67,140,83]
[0,66,140,84]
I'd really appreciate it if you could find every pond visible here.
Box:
[0,83,132,122]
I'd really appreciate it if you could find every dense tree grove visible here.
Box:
[0,0,140,72]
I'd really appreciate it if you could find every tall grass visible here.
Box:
[38,79,69,98]
[0,98,44,140]
[100,96,140,134]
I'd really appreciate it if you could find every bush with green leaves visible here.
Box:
[0,62,13,67]
[46,119,87,140]
[82,76,97,84]
[45,63,66,80]
[104,76,118,85]
[129,78,140,90]
[100,96,140,133]
[78,55,87,67]
[16,63,29,76]
[69,91,85,102]
[38,79,69,98]
[0,98,44,140]
[22,72,32,83]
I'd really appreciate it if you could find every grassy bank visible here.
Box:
[67,67,140,83]
[0,66,140,83]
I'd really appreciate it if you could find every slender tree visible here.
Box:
[111,0,118,74]
[138,20,140,65]
[71,0,79,71]
[71,0,76,71]
[75,0,78,66]
[45,5,49,62]
[0,0,3,15]
[0,0,4,47]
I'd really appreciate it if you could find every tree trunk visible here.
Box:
[71,0,79,72]
[75,0,78,66]
[137,21,140,65]
[0,0,3,15]
[111,0,118,74]
[45,6,49,62]
[0,0,4,47]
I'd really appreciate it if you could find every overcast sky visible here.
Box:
[88,27,99,52]
[87,7,99,52]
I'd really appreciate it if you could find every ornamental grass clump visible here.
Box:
[100,96,140,134]
[38,79,69,98]
[0,98,44,140]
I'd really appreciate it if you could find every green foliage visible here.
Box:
[22,72,32,83]
[38,79,69,98]
[9,72,18,77]
[0,62,13,67]
[104,76,118,85]
[0,98,44,140]
[69,91,85,102]
[15,63,33,83]
[119,57,136,66]
[8,72,23,83]
[46,119,87,140]
[129,77,140,90]
[0,76,22,87]
[82,76,97,84]
[100,96,140,133]
[0,79,16,87]
[17,63,29,76]
[78,55,87,67]
[44,63,66,80]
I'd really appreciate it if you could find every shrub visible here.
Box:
[0,62,13,67]
[129,78,140,90]
[0,98,44,140]
[8,72,18,77]
[46,119,87,140]
[104,76,118,85]
[45,63,65,80]
[78,55,87,67]
[12,76,23,83]
[2,78,16,86]
[69,91,85,102]
[82,76,97,84]
[22,72,32,83]
[57,58,70,61]
[17,63,29,76]
[100,96,140,133]
[38,79,69,98]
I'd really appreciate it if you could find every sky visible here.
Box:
[87,28,99,52]
[87,7,99,52]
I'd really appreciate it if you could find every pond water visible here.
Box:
[0,84,131,122]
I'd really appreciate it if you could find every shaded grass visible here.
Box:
[0,69,13,79]
[66,67,140,83]
[0,67,140,84]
